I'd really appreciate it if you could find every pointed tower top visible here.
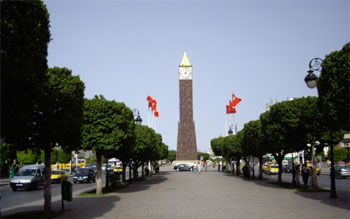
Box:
[180,52,191,67]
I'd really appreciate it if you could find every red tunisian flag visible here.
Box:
[226,105,237,114]
[226,105,230,114]
[154,110,159,118]
[147,96,153,108]
[231,94,241,107]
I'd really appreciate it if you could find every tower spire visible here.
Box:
[180,52,191,66]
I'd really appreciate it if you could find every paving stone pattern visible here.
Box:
[57,168,349,219]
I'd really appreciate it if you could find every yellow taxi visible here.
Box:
[51,169,68,183]
[262,163,271,172]
[113,166,123,173]
[265,164,279,175]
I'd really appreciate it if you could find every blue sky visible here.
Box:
[44,0,349,152]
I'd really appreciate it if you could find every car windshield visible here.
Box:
[51,171,61,175]
[273,165,279,168]
[15,168,36,176]
[77,169,90,174]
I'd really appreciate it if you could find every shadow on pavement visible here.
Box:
[2,195,121,218]
[118,173,168,193]
[221,171,350,211]
[57,195,121,219]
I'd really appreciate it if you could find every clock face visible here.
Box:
[179,67,192,80]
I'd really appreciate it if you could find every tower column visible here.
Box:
[176,52,197,161]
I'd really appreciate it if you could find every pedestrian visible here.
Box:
[302,164,310,187]
[295,164,300,185]
[9,165,15,180]
[219,161,222,172]
[204,162,207,172]
[197,162,202,174]
[193,162,197,174]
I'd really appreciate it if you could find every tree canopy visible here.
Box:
[1,0,51,146]
[317,43,350,131]
[82,95,135,192]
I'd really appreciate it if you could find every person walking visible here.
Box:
[197,162,202,174]
[193,162,197,174]
[295,164,300,185]
[302,164,310,187]
[9,165,15,180]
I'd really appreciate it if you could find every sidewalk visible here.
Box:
[0,178,10,186]
[52,167,349,219]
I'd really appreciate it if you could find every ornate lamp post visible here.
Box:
[228,125,233,136]
[133,109,142,125]
[304,57,337,198]
[304,58,322,88]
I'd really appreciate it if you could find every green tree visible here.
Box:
[82,95,135,192]
[16,149,40,165]
[40,148,71,164]
[1,0,51,146]
[210,136,225,157]
[167,150,176,162]
[333,147,347,162]
[260,97,327,184]
[242,120,266,179]
[198,152,209,161]
[33,67,85,213]
[132,125,157,177]
[317,43,350,131]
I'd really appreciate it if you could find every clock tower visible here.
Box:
[176,52,198,161]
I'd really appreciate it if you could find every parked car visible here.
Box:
[51,169,68,183]
[265,164,279,175]
[262,163,270,172]
[73,168,96,183]
[283,164,293,173]
[102,164,113,172]
[113,166,123,173]
[175,164,193,171]
[334,165,350,178]
[10,164,45,191]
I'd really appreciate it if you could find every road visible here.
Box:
[262,172,350,194]
[0,169,136,216]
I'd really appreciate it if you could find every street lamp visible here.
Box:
[228,127,233,136]
[304,57,337,198]
[133,109,142,125]
[304,58,322,89]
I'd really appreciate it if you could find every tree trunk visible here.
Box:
[122,162,126,183]
[105,157,109,190]
[141,162,144,178]
[96,150,103,195]
[311,144,318,191]
[236,157,241,176]
[44,146,52,215]
[275,154,283,184]
[258,156,263,180]
[252,157,255,179]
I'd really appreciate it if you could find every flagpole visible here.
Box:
[225,115,228,136]
[148,107,151,128]
[154,117,157,132]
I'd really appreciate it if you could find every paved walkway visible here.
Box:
[55,167,349,219]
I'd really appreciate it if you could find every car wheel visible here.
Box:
[12,187,17,191]
[74,181,77,184]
